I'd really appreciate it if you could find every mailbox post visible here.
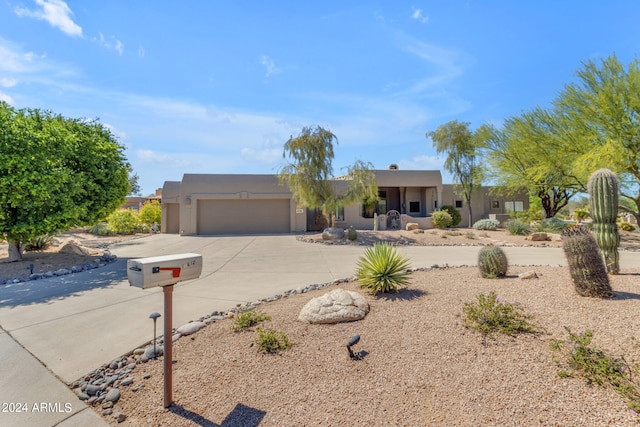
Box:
[127,253,203,408]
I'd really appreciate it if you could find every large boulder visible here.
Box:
[298,289,369,324]
[405,223,419,231]
[527,232,549,242]
[322,227,345,241]
[58,241,100,256]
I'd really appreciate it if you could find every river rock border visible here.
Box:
[0,252,118,285]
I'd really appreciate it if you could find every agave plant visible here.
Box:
[356,243,411,294]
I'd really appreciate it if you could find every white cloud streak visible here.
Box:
[261,55,281,77]
[411,8,429,24]
[93,33,124,55]
[14,0,82,37]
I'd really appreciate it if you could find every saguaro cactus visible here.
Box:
[561,226,613,298]
[587,168,620,274]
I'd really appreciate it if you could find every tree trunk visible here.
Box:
[8,239,23,262]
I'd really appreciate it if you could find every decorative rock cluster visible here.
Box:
[0,252,117,285]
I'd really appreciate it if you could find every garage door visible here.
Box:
[197,199,290,235]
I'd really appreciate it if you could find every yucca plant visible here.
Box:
[24,234,55,252]
[356,243,411,294]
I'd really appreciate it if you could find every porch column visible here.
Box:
[436,186,443,210]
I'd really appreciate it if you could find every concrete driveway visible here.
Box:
[0,233,636,426]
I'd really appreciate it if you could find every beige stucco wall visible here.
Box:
[441,185,530,227]
[176,174,305,235]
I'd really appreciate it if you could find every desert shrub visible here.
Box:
[138,200,161,229]
[473,218,499,231]
[444,230,462,237]
[254,327,292,354]
[573,207,590,223]
[440,205,461,227]
[478,244,508,278]
[505,219,531,235]
[539,217,567,232]
[346,226,357,241]
[619,222,636,232]
[89,223,115,236]
[431,211,453,229]
[551,326,640,411]
[465,231,476,239]
[232,308,271,331]
[24,235,54,252]
[462,291,537,337]
[107,209,140,234]
[510,207,544,223]
[356,243,411,294]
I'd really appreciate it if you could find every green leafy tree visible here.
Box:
[554,54,640,223]
[278,126,378,227]
[483,110,583,218]
[427,120,485,227]
[0,102,129,261]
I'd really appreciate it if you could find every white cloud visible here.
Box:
[411,8,429,24]
[138,45,146,58]
[0,91,15,105]
[261,55,281,78]
[14,0,82,37]
[93,33,124,55]
[0,78,17,88]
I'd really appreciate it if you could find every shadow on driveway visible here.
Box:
[0,259,130,308]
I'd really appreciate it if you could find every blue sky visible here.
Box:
[2,1,640,195]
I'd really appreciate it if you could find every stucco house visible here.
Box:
[160,167,528,235]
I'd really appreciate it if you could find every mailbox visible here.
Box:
[127,253,203,289]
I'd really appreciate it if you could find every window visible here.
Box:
[455,200,463,208]
[434,200,438,209]
[505,201,524,212]
[409,201,420,213]
[491,200,500,209]
[335,206,344,222]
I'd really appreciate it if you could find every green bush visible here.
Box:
[473,218,500,231]
[505,219,531,235]
[539,217,567,232]
[619,222,636,232]
[440,205,461,227]
[89,223,115,236]
[254,327,292,354]
[462,291,537,337]
[573,207,590,223]
[139,200,161,229]
[356,243,411,294]
[431,211,453,229]
[24,235,54,252]
[477,244,508,278]
[232,308,271,331]
[107,209,140,234]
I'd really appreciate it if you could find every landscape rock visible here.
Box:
[322,227,345,241]
[405,223,419,231]
[527,232,549,242]
[519,270,538,279]
[58,241,99,256]
[105,388,120,403]
[85,384,102,396]
[298,288,370,324]
[114,412,126,423]
[142,344,163,361]
[176,321,206,336]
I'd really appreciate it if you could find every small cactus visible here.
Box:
[347,226,357,241]
[588,168,620,274]
[561,225,613,298]
[478,244,508,278]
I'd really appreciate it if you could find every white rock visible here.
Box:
[298,288,369,324]
[406,223,419,231]
[519,270,538,279]
[176,321,206,336]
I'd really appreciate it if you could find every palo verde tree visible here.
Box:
[483,109,584,218]
[427,120,485,227]
[0,102,130,261]
[278,126,378,227]
[553,54,640,223]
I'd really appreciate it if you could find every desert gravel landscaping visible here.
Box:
[4,228,640,425]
